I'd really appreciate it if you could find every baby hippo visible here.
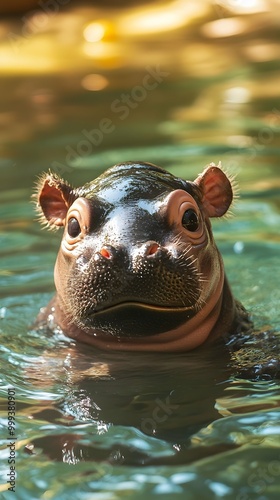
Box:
[35,162,248,352]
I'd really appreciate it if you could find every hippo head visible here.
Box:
[36,162,234,351]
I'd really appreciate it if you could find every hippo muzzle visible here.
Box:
[35,162,237,351]
[66,231,202,337]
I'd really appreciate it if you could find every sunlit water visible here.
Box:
[1,2,280,499]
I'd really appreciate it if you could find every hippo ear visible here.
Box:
[194,164,233,217]
[34,172,77,229]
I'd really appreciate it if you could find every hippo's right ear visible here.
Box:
[194,164,234,218]
[34,172,77,229]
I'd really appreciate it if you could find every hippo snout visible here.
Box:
[99,240,161,261]
[69,238,201,319]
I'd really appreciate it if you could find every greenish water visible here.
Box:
[1,2,280,499]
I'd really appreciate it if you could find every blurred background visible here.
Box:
[0,3,280,497]
[0,0,279,192]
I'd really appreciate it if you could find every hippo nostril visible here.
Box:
[146,242,160,257]
[100,248,112,259]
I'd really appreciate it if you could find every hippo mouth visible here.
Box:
[83,301,196,338]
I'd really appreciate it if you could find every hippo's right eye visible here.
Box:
[67,217,81,238]
[182,209,199,232]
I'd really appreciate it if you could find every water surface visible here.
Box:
[0,2,280,498]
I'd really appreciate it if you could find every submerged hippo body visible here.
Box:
[35,162,249,352]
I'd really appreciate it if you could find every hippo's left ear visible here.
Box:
[194,164,233,217]
[34,172,77,229]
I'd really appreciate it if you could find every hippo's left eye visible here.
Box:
[182,209,199,232]
[67,217,81,238]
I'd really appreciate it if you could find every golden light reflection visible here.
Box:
[83,22,106,42]
[244,42,280,62]
[0,0,278,78]
[117,0,209,35]
[202,17,247,38]
[216,0,267,14]
[0,38,57,73]
[224,87,251,104]
[81,73,109,91]
[83,41,124,67]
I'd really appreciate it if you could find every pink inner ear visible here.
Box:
[195,166,233,217]
[39,180,70,226]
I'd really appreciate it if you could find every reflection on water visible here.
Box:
[0,1,280,498]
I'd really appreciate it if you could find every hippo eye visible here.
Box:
[67,217,81,238]
[182,209,199,232]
